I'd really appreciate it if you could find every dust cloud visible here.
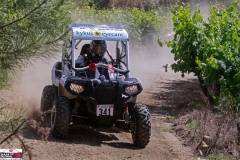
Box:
[131,41,174,90]
[10,39,173,114]
[11,56,60,114]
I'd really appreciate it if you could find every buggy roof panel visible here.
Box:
[71,23,128,41]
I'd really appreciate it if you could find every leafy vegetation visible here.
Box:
[74,6,162,43]
[77,0,172,9]
[168,1,240,111]
[0,0,72,88]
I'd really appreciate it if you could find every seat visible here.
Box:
[80,44,90,56]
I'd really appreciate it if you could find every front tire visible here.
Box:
[51,96,71,139]
[40,85,55,112]
[40,85,56,128]
[131,104,151,148]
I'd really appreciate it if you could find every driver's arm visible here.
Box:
[75,55,85,68]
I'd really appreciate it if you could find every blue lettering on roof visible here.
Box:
[76,31,93,36]
[72,24,128,41]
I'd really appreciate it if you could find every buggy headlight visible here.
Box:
[70,83,84,93]
[125,85,138,95]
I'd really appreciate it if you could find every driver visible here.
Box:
[76,40,109,79]
[88,40,108,64]
[76,40,107,66]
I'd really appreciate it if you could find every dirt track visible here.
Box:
[1,46,197,160]
[23,64,195,160]
[20,73,194,160]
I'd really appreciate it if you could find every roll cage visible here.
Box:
[62,23,130,78]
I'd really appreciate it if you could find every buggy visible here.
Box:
[40,23,151,148]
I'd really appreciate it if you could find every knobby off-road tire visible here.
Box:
[131,104,151,148]
[40,85,56,128]
[51,96,71,139]
[40,85,55,112]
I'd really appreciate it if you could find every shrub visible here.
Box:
[74,7,162,43]
[168,1,240,111]
[0,0,73,88]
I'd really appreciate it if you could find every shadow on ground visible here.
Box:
[22,124,137,149]
[22,77,202,149]
[146,78,204,117]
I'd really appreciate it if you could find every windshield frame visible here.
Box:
[71,39,129,77]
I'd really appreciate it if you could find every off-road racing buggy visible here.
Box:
[41,23,151,148]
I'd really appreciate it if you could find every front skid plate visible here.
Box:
[71,115,130,130]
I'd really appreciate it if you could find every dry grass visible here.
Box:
[174,110,239,159]
[0,98,26,134]
[0,98,32,159]
[0,97,52,159]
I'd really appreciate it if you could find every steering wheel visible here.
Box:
[74,63,129,75]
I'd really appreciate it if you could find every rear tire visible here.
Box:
[131,104,151,148]
[51,96,71,139]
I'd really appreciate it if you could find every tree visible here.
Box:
[0,0,72,87]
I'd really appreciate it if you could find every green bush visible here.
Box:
[74,7,162,43]
[76,0,161,9]
[168,1,240,111]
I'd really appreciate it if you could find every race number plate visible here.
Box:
[96,104,114,116]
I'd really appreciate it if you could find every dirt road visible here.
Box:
[19,50,196,160]
[1,46,196,160]
[20,72,194,160]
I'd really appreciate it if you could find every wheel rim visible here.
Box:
[50,105,56,129]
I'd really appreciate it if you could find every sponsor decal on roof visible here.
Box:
[72,27,128,40]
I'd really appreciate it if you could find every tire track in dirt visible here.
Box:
[137,70,195,160]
